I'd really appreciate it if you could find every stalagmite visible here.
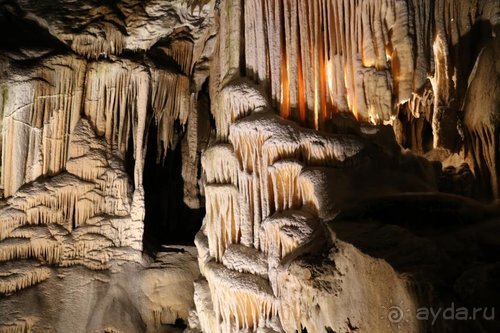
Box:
[191,279,219,333]
[195,73,393,332]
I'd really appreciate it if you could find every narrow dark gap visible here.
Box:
[421,119,433,153]
[202,79,216,131]
[142,122,205,253]
[141,75,213,253]
[124,133,135,186]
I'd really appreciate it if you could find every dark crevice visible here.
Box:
[142,121,205,253]
[124,130,136,187]
[0,5,69,58]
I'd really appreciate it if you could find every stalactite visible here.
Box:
[240,0,493,134]
[160,40,195,75]
[71,23,125,59]
[182,95,206,209]
[204,261,278,331]
[204,185,241,261]
[267,160,303,214]
[237,171,262,248]
[0,319,33,333]
[214,79,269,141]
[0,264,51,295]
[201,144,239,185]
[150,68,191,160]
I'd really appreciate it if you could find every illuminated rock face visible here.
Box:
[191,80,432,333]
[217,0,499,200]
[0,0,216,330]
[189,1,499,332]
[0,0,499,333]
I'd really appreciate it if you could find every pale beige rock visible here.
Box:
[191,72,438,333]
[0,1,497,332]
[0,248,199,333]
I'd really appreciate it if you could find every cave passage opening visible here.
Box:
[141,78,212,253]
[142,121,205,253]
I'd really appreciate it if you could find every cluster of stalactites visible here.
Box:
[243,0,492,132]
[0,264,51,295]
[244,0,410,126]
[0,55,194,196]
[212,80,269,141]
[83,60,192,184]
[205,262,278,332]
[208,0,499,201]
[84,60,145,155]
[200,98,364,264]
[159,39,195,75]
[0,118,143,294]
[0,320,34,333]
[151,68,191,161]
[0,184,133,256]
[194,73,366,332]
[71,22,125,59]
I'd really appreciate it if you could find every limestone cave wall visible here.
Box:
[0,0,498,333]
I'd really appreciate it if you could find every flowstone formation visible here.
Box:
[190,83,424,332]
[189,80,500,332]
[0,0,216,331]
[0,0,499,333]
[230,0,500,200]
[187,0,499,331]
